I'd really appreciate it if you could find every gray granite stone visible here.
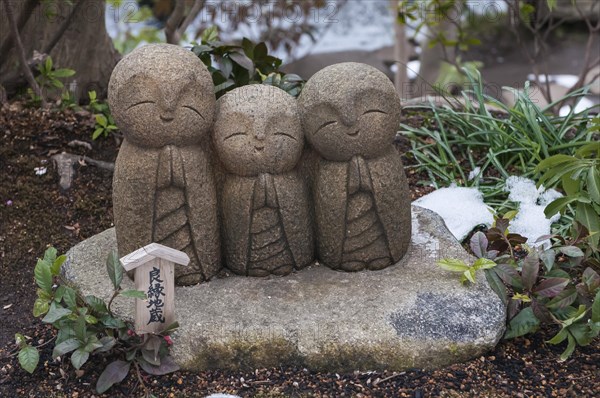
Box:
[108,44,220,285]
[213,85,314,276]
[64,205,506,372]
[298,62,412,272]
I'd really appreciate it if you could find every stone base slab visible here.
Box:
[64,206,506,372]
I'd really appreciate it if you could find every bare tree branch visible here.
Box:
[165,0,186,44]
[1,0,45,107]
[178,0,206,40]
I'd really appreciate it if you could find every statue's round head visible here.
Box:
[213,85,304,177]
[108,44,215,148]
[298,62,401,161]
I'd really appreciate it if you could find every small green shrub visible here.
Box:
[28,56,76,106]
[16,247,179,394]
[88,90,118,140]
[192,27,304,98]
[439,217,600,361]
[401,69,596,210]
[537,141,600,254]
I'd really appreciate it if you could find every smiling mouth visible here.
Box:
[160,115,174,123]
[347,130,360,137]
[254,145,265,151]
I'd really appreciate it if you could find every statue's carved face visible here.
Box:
[108,44,215,148]
[298,63,401,162]
[213,86,304,177]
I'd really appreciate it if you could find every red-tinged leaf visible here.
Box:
[507,233,528,244]
[508,299,521,320]
[533,278,569,298]
[139,356,180,376]
[494,263,520,286]
[582,267,600,292]
[96,360,130,394]
[531,299,553,323]
[470,231,488,258]
[534,234,555,243]
[522,252,540,292]
[496,218,509,234]
[546,288,578,309]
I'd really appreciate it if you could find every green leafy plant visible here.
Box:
[440,215,600,361]
[192,27,304,98]
[401,68,597,210]
[537,141,600,254]
[15,247,179,394]
[88,90,118,140]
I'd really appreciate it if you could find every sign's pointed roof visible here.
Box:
[120,243,190,271]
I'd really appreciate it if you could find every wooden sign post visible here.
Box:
[120,243,189,334]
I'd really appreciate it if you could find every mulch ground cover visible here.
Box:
[0,101,598,397]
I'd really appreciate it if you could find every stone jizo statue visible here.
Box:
[213,85,314,277]
[298,62,412,271]
[109,44,221,285]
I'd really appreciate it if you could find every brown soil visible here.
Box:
[0,101,598,397]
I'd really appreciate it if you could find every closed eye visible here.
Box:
[224,132,246,140]
[314,120,337,135]
[182,105,205,120]
[274,132,297,141]
[362,109,387,115]
[126,100,155,110]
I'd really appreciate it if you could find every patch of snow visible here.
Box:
[559,97,595,116]
[504,176,562,247]
[527,74,579,87]
[407,60,421,80]
[205,395,241,398]
[468,167,481,181]
[414,185,494,241]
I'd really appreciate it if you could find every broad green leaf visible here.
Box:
[52,68,75,78]
[575,203,600,245]
[85,295,108,314]
[95,114,108,128]
[561,173,579,197]
[62,286,77,309]
[559,334,576,362]
[563,305,588,326]
[71,348,89,370]
[539,249,555,272]
[74,314,87,342]
[587,167,600,203]
[576,141,600,157]
[592,290,600,323]
[485,269,507,305]
[18,346,39,374]
[34,259,53,294]
[52,338,81,359]
[535,154,576,172]
[120,289,146,299]
[473,258,496,270]
[546,269,570,279]
[547,328,568,344]
[547,288,578,309]
[463,268,476,284]
[85,315,98,324]
[51,255,67,276]
[100,315,126,329]
[106,250,123,290]
[558,246,585,258]
[544,196,581,218]
[42,302,72,323]
[437,258,470,272]
[142,348,161,366]
[504,307,540,339]
[521,252,539,291]
[533,278,569,298]
[96,360,131,394]
[569,323,593,346]
[43,247,57,263]
[92,128,104,140]
[33,298,49,317]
